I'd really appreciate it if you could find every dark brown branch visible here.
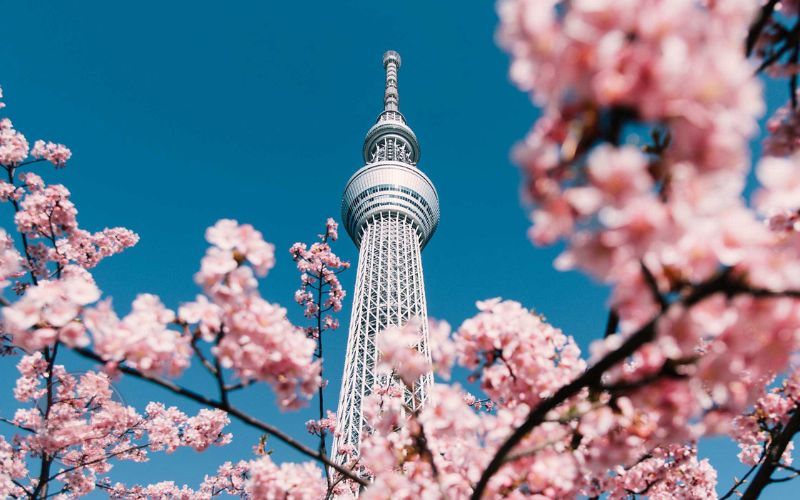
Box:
[603,309,619,338]
[0,416,35,433]
[470,270,796,499]
[31,342,60,499]
[792,45,800,109]
[755,26,798,74]
[778,463,800,474]
[10,477,32,497]
[212,332,229,406]
[640,261,667,311]
[741,407,800,499]
[224,380,253,392]
[746,0,780,56]
[599,359,688,393]
[189,333,218,376]
[770,472,800,483]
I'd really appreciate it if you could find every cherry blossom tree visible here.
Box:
[0,106,358,496]
[5,0,800,498]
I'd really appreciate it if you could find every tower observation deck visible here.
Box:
[331,50,439,466]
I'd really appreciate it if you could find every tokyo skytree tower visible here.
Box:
[331,50,440,463]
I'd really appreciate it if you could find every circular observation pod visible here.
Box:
[341,161,439,249]
[362,117,420,165]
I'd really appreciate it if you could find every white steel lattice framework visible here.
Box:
[331,51,440,465]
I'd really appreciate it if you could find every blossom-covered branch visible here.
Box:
[290,217,349,485]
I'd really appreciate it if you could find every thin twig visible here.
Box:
[720,460,761,499]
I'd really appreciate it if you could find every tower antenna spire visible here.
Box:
[382,50,401,112]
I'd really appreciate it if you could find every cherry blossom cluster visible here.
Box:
[0,118,30,167]
[461,392,495,412]
[597,444,717,499]
[732,369,800,467]
[84,294,191,377]
[306,410,337,437]
[376,320,431,387]
[106,455,328,499]
[30,140,72,167]
[180,219,321,409]
[246,454,326,499]
[0,228,23,290]
[1,170,138,282]
[107,457,326,499]
[0,354,231,498]
[492,0,800,486]
[455,298,584,409]
[764,96,800,157]
[106,460,249,498]
[4,272,100,351]
[290,217,349,340]
[496,0,778,386]
[497,0,762,292]
[337,299,728,498]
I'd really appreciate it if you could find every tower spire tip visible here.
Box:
[382,50,401,112]
[383,50,401,68]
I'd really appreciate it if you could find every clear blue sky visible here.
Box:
[0,1,794,497]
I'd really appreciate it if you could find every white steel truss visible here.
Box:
[331,212,432,460]
[331,51,439,469]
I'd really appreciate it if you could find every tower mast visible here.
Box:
[332,50,439,467]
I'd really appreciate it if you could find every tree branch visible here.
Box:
[69,346,367,487]
[746,0,780,56]
[470,270,797,499]
[720,459,762,499]
[741,407,800,499]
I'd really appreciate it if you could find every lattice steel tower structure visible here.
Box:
[331,50,439,463]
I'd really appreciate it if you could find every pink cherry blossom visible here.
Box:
[290,221,349,336]
[1,357,232,497]
[732,368,800,467]
[602,444,717,499]
[14,182,78,240]
[0,228,23,289]
[754,155,800,215]
[4,4,800,497]
[0,436,27,498]
[83,294,191,376]
[245,454,326,499]
[324,217,339,241]
[3,274,100,350]
[305,410,337,437]
[377,319,431,386]
[455,298,584,408]
[56,227,139,269]
[213,294,321,409]
[205,219,275,276]
[0,118,29,166]
[144,403,231,453]
[178,294,222,341]
[31,139,71,167]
